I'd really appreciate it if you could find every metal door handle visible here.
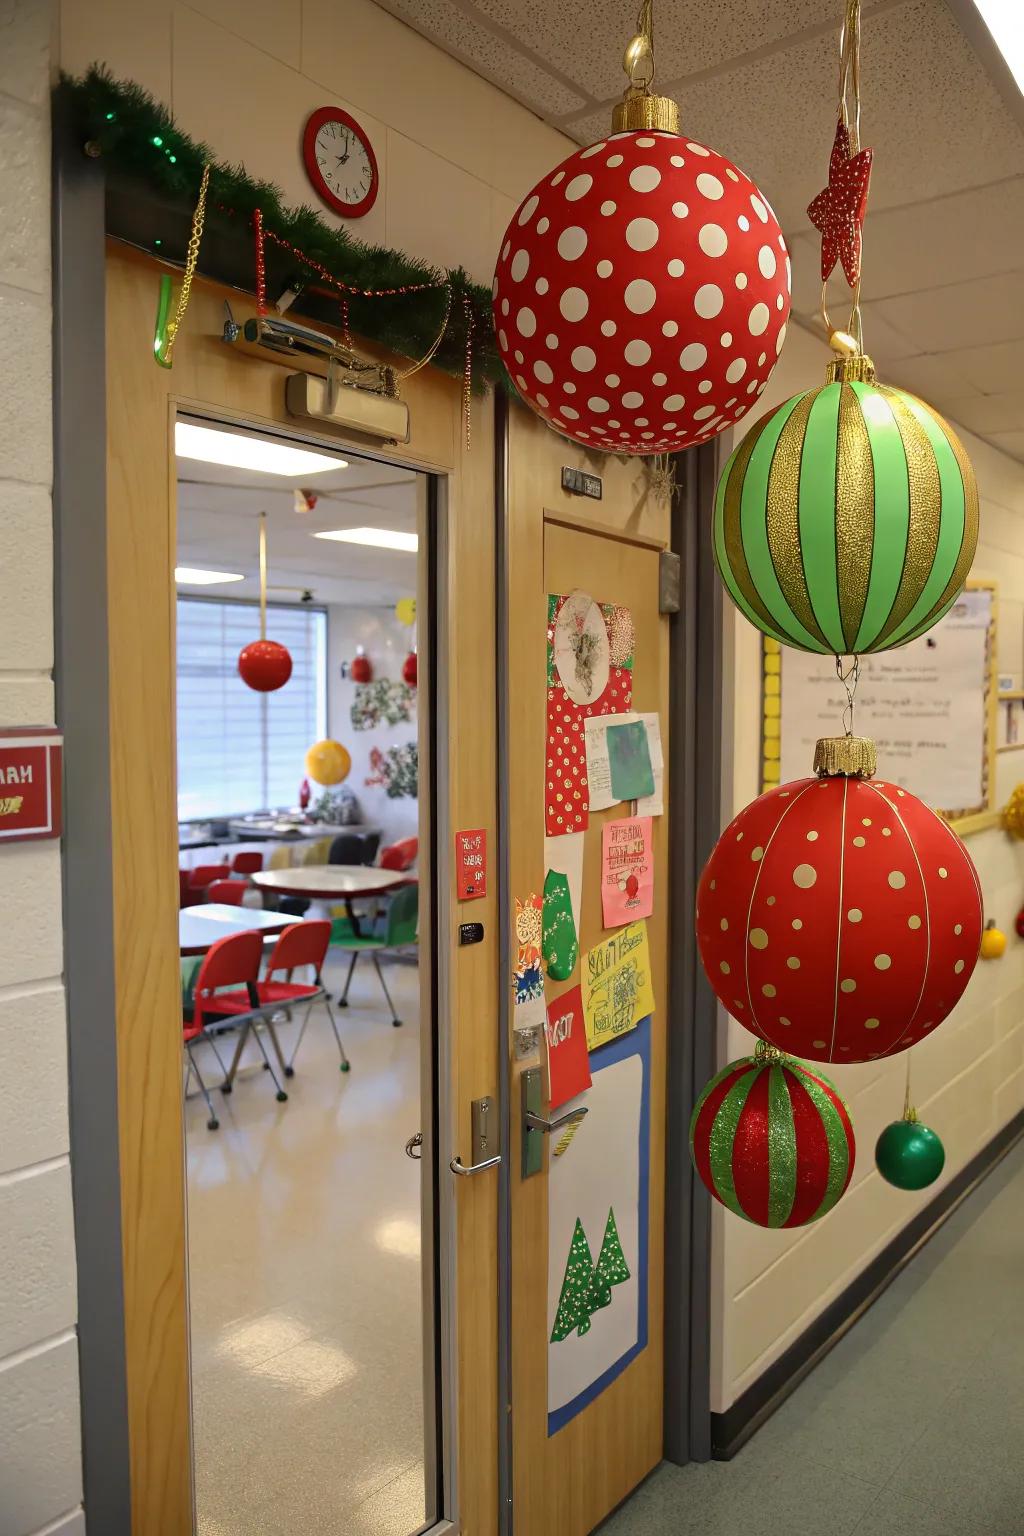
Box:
[525,1106,589,1134]
[405,1132,423,1160]
[449,1153,502,1177]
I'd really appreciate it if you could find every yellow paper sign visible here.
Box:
[581,919,655,1051]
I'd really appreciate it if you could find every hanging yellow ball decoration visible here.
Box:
[396,596,417,627]
[305,739,351,786]
[1003,783,1024,839]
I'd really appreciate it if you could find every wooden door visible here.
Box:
[104,245,499,1535]
[506,403,671,1535]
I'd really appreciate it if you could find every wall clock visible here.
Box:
[302,106,379,219]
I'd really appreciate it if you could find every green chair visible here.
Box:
[333,881,418,1026]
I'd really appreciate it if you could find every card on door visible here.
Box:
[601,815,654,927]
[545,984,592,1109]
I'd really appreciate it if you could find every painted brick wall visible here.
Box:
[712,319,1024,1413]
[0,2,84,1533]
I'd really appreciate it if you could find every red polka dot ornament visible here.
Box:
[492,20,790,455]
[696,736,983,1066]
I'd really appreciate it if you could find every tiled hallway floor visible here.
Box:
[602,1136,1024,1536]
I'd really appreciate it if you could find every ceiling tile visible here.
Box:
[883,351,985,399]
[375,0,587,117]
[591,0,1024,231]
[929,390,1024,438]
[468,0,844,109]
[985,431,1024,463]
[869,271,1024,354]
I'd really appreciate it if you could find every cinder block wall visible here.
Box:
[0,3,83,1532]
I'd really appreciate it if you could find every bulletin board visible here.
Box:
[762,580,998,835]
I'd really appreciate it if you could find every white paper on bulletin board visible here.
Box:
[546,1017,650,1436]
[771,585,995,819]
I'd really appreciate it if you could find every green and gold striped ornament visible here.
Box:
[689,1048,856,1228]
[714,354,978,655]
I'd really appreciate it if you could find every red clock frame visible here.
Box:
[302,106,379,220]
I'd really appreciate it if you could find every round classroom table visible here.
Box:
[251,865,414,939]
[179,904,293,957]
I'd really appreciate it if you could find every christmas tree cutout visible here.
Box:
[550,1218,596,1342]
[588,1206,631,1315]
[550,1207,630,1344]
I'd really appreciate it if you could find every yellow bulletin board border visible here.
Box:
[760,579,1000,837]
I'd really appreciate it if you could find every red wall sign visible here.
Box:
[455,828,487,901]
[0,732,62,843]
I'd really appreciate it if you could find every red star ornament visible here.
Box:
[807,119,873,288]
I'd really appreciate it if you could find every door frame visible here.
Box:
[55,130,500,1529]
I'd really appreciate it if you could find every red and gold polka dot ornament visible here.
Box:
[690,1046,855,1228]
[696,737,983,1065]
[492,24,790,455]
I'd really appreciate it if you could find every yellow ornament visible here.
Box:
[305,739,351,786]
[1003,783,1024,839]
[980,921,1006,961]
[396,596,417,627]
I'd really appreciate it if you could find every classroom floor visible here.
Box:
[184,949,427,1536]
[601,1135,1024,1536]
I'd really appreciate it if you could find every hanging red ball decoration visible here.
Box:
[238,639,292,692]
[690,1049,855,1228]
[492,130,790,456]
[696,745,983,1065]
[402,650,418,689]
[350,650,372,684]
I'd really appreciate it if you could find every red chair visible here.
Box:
[188,862,230,893]
[379,837,418,872]
[231,851,264,876]
[255,921,349,1075]
[179,869,203,909]
[183,930,288,1129]
[206,879,249,906]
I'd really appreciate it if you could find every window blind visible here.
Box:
[177,598,327,820]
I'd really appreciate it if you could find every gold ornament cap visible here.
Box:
[611,87,679,133]
[814,735,877,778]
[825,351,876,385]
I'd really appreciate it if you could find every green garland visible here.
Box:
[59,68,501,385]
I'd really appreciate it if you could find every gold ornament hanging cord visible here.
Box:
[154,162,210,369]
[820,0,865,358]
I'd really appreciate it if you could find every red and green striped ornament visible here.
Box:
[690,1049,856,1228]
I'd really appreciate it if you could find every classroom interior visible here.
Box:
[4,2,1024,1536]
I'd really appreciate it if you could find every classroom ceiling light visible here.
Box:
[175,421,344,476]
[313,526,419,553]
[973,1,1024,91]
[175,566,246,585]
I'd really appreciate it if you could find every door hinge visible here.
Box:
[659,549,681,613]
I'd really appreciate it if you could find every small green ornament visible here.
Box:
[543,869,578,981]
[875,1112,945,1191]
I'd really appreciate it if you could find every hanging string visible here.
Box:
[820,0,865,354]
[834,654,861,736]
[903,1051,916,1123]
[258,511,268,642]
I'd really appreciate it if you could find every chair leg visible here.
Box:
[285,1000,315,1074]
[250,1021,289,1103]
[264,1016,290,1080]
[372,953,401,1027]
[186,1044,220,1130]
[324,996,351,1072]
[222,1022,251,1094]
[337,950,359,1007]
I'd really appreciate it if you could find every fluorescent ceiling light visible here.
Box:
[313,526,419,553]
[974,1,1024,90]
[175,566,246,585]
[175,421,344,476]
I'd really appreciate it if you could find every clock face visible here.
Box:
[302,107,379,219]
